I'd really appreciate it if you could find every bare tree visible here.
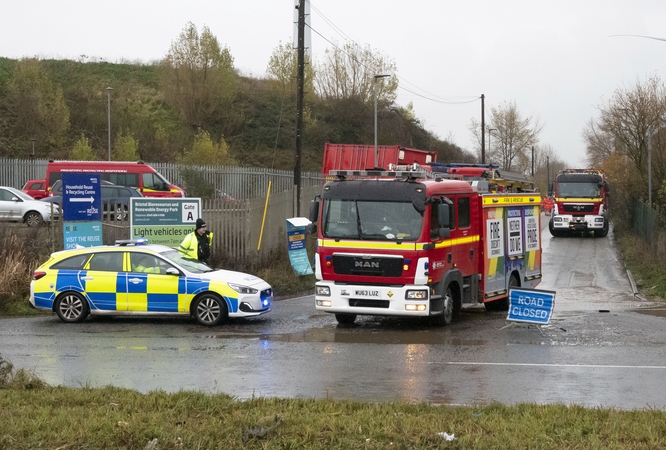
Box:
[314,42,397,104]
[595,75,664,184]
[582,118,615,167]
[488,101,542,171]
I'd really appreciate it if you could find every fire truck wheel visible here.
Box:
[594,220,609,237]
[335,313,357,324]
[548,220,567,237]
[431,287,454,326]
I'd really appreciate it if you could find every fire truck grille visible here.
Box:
[349,299,390,308]
[562,204,594,213]
[332,255,403,277]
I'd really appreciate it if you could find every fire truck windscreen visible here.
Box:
[557,182,601,198]
[323,199,423,241]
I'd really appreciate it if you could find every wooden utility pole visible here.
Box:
[294,0,305,216]
[480,94,485,164]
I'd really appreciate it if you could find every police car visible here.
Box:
[29,240,272,326]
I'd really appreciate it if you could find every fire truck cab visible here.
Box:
[309,164,542,326]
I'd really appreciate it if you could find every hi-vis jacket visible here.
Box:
[179,231,213,260]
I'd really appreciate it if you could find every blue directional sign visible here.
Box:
[507,287,556,325]
[62,173,102,221]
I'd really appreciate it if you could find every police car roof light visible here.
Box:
[114,238,149,246]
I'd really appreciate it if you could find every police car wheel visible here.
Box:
[55,292,89,323]
[194,293,228,326]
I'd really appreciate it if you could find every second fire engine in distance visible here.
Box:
[548,168,609,237]
[309,164,543,326]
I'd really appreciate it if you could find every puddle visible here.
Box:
[632,307,666,318]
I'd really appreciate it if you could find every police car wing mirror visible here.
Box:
[165,267,180,276]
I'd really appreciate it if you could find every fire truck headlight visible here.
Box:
[316,300,332,307]
[595,218,604,223]
[405,304,427,311]
[406,290,428,300]
[554,217,563,222]
[315,285,330,296]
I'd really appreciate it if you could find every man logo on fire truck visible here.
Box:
[309,154,542,327]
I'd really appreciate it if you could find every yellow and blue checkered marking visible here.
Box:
[33,270,241,314]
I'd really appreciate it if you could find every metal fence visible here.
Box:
[633,200,660,250]
[0,158,324,201]
[0,157,325,267]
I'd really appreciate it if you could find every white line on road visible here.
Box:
[442,362,666,370]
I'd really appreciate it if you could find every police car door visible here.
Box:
[82,252,126,311]
[128,252,182,313]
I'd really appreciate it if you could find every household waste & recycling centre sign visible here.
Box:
[130,198,201,247]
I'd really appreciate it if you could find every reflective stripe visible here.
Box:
[317,239,417,250]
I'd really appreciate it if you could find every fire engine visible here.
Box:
[548,168,609,237]
[308,163,542,326]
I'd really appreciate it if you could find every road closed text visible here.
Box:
[507,290,555,324]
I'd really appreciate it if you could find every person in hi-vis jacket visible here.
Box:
[179,218,213,264]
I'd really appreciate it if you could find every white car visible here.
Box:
[0,186,59,226]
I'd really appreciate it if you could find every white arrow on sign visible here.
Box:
[70,197,95,203]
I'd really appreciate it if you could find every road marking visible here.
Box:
[443,362,666,369]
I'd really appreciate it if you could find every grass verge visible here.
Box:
[613,226,666,300]
[1,361,666,449]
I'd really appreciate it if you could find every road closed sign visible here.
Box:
[507,287,556,325]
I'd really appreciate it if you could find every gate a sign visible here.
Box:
[130,198,201,247]
[507,287,556,325]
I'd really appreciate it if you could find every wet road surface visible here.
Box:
[2,215,665,409]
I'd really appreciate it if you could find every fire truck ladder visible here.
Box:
[330,162,435,180]
[427,162,536,192]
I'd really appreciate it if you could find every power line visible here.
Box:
[306,2,480,106]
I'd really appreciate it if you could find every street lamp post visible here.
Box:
[106,86,113,161]
[30,138,35,157]
[648,127,654,208]
[374,74,390,168]
[487,128,497,165]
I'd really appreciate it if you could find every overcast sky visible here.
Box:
[2,0,666,167]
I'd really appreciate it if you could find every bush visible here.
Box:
[0,226,55,314]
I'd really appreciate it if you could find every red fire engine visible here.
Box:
[308,163,542,325]
[549,168,609,237]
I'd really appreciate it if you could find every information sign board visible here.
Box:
[130,198,201,247]
[63,221,103,249]
[286,217,313,275]
[62,173,102,222]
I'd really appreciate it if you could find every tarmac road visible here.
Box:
[1,214,665,409]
